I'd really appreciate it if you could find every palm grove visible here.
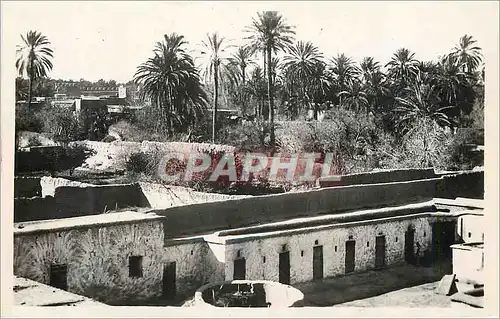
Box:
[16,11,484,176]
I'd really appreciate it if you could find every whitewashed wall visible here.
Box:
[452,244,484,284]
[457,214,484,243]
[224,216,433,284]
[163,241,225,296]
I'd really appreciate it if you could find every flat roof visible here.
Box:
[14,276,107,306]
[14,211,164,236]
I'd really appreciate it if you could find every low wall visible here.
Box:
[54,183,148,216]
[436,171,484,199]
[139,182,250,209]
[318,168,436,188]
[40,176,91,197]
[14,197,56,222]
[14,177,42,198]
[452,243,484,284]
[158,178,438,238]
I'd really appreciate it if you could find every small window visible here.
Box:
[424,231,426,237]
[395,237,398,242]
[190,250,194,255]
[282,244,287,252]
[334,246,337,252]
[237,250,241,258]
[367,241,370,247]
[468,232,472,238]
[262,256,266,263]
[348,235,353,240]
[314,240,319,245]
[301,250,304,257]
[129,256,143,278]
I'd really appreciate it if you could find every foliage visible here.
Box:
[39,107,85,143]
[134,33,209,136]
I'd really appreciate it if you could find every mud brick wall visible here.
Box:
[14,197,56,222]
[54,183,148,216]
[14,177,42,198]
[224,216,434,284]
[13,219,165,305]
[158,178,438,238]
[436,171,484,199]
[319,168,436,188]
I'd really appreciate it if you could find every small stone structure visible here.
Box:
[194,280,304,308]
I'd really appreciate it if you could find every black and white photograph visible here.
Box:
[1,1,498,317]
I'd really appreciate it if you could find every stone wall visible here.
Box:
[14,197,56,222]
[140,182,249,209]
[163,240,225,298]
[14,177,42,198]
[318,168,436,188]
[13,219,165,305]
[158,179,438,238]
[223,216,434,284]
[40,176,90,197]
[436,171,484,199]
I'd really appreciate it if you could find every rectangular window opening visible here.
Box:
[129,256,143,278]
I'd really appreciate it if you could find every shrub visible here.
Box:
[15,105,43,133]
[39,107,85,143]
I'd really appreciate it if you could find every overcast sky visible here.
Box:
[3,1,497,83]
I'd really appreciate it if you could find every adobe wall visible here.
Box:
[13,219,165,305]
[158,179,438,238]
[14,197,56,222]
[163,240,225,297]
[139,182,249,209]
[54,183,148,216]
[14,177,42,198]
[451,244,484,284]
[224,216,434,284]
[436,171,484,199]
[318,168,436,188]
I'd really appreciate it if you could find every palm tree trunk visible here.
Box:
[28,59,34,109]
[212,64,219,142]
[267,46,275,147]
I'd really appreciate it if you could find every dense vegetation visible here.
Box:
[15,11,484,183]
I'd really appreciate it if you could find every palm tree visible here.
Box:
[329,54,360,107]
[450,35,482,74]
[246,11,295,147]
[229,46,256,115]
[386,48,419,88]
[200,32,235,142]
[16,30,54,108]
[282,41,324,116]
[338,80,369,113]
[360,57,381,84]
[134,33,208,136]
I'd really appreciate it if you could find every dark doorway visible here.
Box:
[405,225,416,264]
[233,258,246,280]
[162,262,176,299]
[49,264,68,291]
[432,221,456,260]
[313,246,324,280]
[375,235,386,269]
[279,251,290,285]
[345,240,356,274]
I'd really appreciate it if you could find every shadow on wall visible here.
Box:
[436,171,484,200]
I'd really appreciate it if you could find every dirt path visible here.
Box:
[293,261,452,307]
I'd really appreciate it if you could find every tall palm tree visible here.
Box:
[15,30,54,108]
[200,32,234,142]
[386,48,419,88]
[246,11,295,147]
[360,57,381,84]
[450,35,482,74]
[329,53,360,107]
[283,41,324,115]
[134,33,208,136]
[338,80,369,113]
[229,46,256,116]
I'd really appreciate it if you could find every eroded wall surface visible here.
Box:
[14,220,164,305]
[224,216,433,284]
[163,241,225,297]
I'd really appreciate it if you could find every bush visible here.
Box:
[39,107,85,143]
[220,120,277,152]
[15,105,43,133]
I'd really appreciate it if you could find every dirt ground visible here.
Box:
[293,261,456,307]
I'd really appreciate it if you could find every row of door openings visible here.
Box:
[233,235,390,285]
